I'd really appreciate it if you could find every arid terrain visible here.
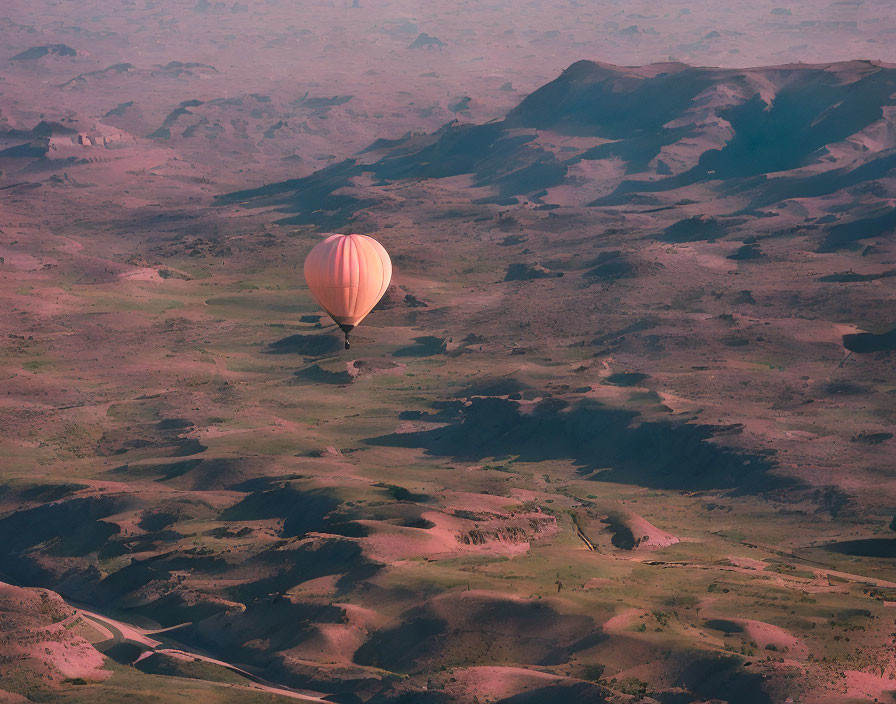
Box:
[1,1,896,703]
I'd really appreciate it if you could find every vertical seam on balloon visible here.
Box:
[335,236,346,318]
[328,238,336,287]
[360,237,381,318]
[375,240,388,307]
[336,236,345,285]
[344,236,353,316]
[377,242,391,302]
[349,236,361,318]
[341,236,352,317]
[331,237,343,316]
[348,236,361,317]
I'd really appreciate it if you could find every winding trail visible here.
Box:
[0,579,330,703]
[570,512,596,552]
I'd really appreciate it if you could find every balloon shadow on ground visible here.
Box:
[268,332,343,356]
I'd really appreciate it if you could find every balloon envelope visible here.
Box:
[303,233,392,331]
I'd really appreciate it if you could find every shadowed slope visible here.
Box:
[370,396,782,492]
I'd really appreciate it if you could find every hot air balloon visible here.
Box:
[303,233,392,349]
